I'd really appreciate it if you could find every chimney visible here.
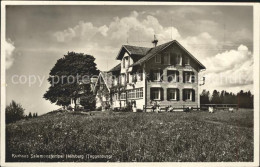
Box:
[152,34,158,47]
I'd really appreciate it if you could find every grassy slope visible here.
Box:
[6,109,253,162]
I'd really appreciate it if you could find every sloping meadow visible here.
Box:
[6,109,253,162]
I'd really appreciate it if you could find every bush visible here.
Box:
[113,108,119,112]
[136,109,143,112]
[6,100,25,124]
[120,107,130,112]
[96,106,102,111]
[67,106,73,111]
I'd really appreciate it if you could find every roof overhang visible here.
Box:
[116,46,131,60]
[130,40,206,70]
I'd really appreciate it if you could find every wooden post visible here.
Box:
[237,94,239,111]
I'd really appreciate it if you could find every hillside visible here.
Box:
[6,109,253,162]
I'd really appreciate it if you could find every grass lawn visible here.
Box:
[6,109,253,162]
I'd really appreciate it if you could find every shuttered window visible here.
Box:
[183,89,195,101]
[151,88,161,100]
[167,70,179,82]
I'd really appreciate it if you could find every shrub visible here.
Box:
[113,108,119,112]
[96,106,102,111]
[67,106,73,111]
[6,100,25,124]
[136,109,143,112]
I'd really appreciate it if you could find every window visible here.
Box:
[154,69,161,81]
[115,93,118,100]
[176,53,182,65]
[127,89,136,99]
[168,89,177,100]
[123,58,125,68]
[136,88,143,98]
[151,88,161,100]
[124,57,129,68]
[128,57,130,67]
[164,53,171,65]
[121,74,126,85]
[155,54,161,63]
[167,70,179,82]
[137,70,143,81]
[186,90,191,100]
[132,73,137,82]
[120,93,126,100]
[113,77,118,86]
[183,89,193,101]
[184,72,195,83]
[185,57,190,65]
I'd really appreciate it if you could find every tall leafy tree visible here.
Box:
[43,52,99,109]
[200,89,210,104]
[211,90,221,104]
[5,100,25,124]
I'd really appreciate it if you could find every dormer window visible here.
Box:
[155,55,161,63]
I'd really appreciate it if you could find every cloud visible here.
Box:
[53,11,181,47]
[53,21,108,42]
[5,39,16,70]
[200,44,253,93]
[51,10,182,71]
[205,44,252,73]
[52,11,253,93]
[179,32,219,64]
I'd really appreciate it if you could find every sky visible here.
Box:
[5,5,253,115]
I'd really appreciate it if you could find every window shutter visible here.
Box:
[167,89,170,101]
[150,69,154,81]
[192,89,195,102]
[177,71,180,82]
[191,73,195,83]
[160,69,163,81]
[160,88,164,100]
[182,89,185,101]
[177,89,180,101]
[151,88,154,100]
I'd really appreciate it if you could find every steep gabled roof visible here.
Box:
[123,45,151,56]
[130,40,174,67]
[108,63,121,72]
[116,45,151,60]
[93,71,112,92]
[130,40,206,70]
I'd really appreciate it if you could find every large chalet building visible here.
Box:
[93,39,206,111]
